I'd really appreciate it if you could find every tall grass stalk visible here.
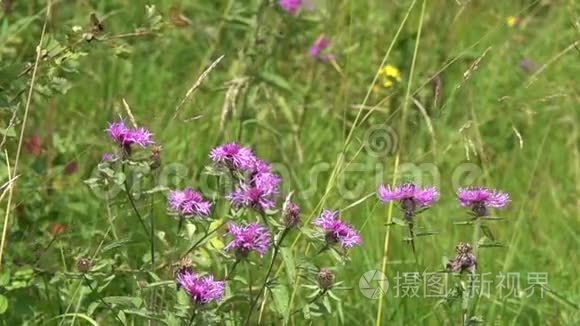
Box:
[376,0,426,323]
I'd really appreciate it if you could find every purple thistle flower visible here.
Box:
[228,184,276,212]
[225,222,271,257]
[252,172,281,194]
[209,143,256,172]
[309,35,335,62]
[176,270,225,305]
[313,210,361,249]
[457,187,509,217]
[168,188,212,217]
[309,35,330,58]
[228,167,280,212]
[253,159,273,174]
[377,183,439,219]
[106,121,154,149]
[278,0,302,15]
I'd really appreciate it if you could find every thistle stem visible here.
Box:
[226,259,240,280]
[407,222,419,266]
[244,228,290,325]
[187,309,197,326]
[121,163,152,244]
[290,289,327,316]
[179,220,228,260]
[83,275,125,325]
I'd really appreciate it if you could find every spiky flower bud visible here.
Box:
[446,242,477,274]
[283,201,300,228]
[318,268,335,290]
[77,258,91,273]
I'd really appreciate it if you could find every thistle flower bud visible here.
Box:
[150,146,162,170]
[318,268,335,290]
[77,258,91,273]
[283,201,300,228]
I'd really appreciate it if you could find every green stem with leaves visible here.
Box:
[179,220,228,260]
[121,163,152,243]
[83,275,125,325]
[244,227,290,325]
[290,289,327,317]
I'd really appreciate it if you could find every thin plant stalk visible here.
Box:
[226,259,240,280]
[290,289,327,316]
[375,1,424,323]
[244,227,290,325]
[187,309,197,326]
[407,221,419,266]
[83,275,125,325]
[179,220,228,260]
[121,163,152,243]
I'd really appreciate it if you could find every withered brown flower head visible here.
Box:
[447,242,477,274]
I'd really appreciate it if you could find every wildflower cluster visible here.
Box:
[98,132,362,321]
[377,182,509,222]
[377,182,510,272]
[210,143,282,212]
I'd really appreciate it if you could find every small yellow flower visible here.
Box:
[382,79,394,88]
[506,16,517,27]
[378,64,402,88]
